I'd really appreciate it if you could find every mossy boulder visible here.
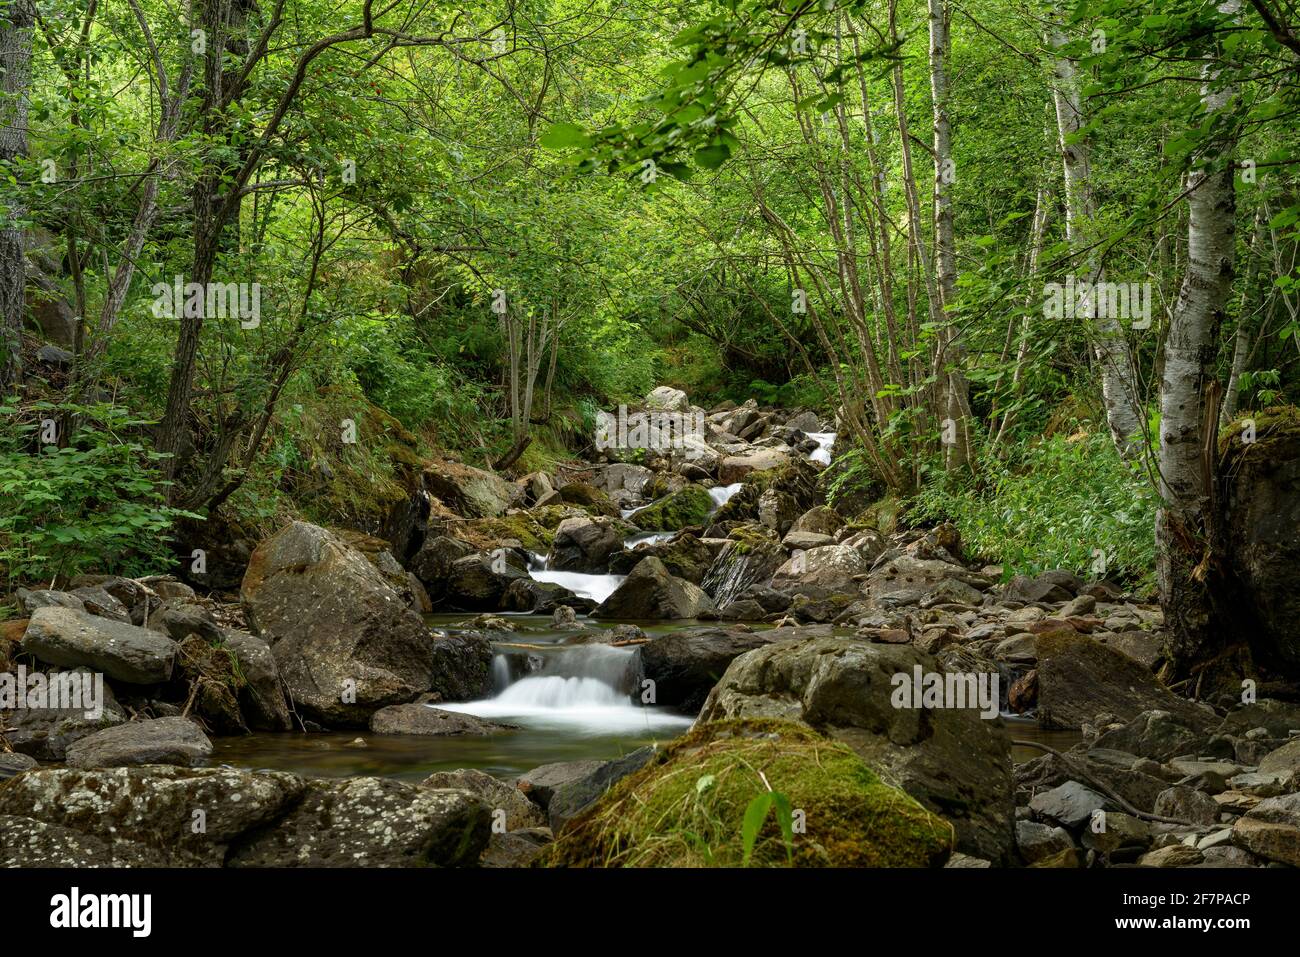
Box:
[714,458,820,526]
[452,512,557,552]
[538,719,953,867]
[630,484,714,531]
[557,482,619,517]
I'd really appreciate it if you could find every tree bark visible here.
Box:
[1050,26,1145,456]
[0,0,34,389]
[1157,68,1237,678]
[927,0,972,471]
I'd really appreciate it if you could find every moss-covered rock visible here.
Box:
[538,719,953,868]
[630,484,714,531]
[557,482,619,517]
[451,512,558,551]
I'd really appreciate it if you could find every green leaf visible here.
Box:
[539,123,592,150]
[741,792,774,867]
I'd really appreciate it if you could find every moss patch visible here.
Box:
[558,482,619,517]
[538,719,954,868]
[631,484,714,531]
[452,512,557,551]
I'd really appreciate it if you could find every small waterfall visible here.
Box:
[624,530,676,549]
[527,551,626,604]
[442,643,692,733]
[709,482,743,509]
[491,654,512,692]
[806,431,836,465]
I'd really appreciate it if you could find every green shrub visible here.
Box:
[0,401,196,587]
[909,432,1157,588]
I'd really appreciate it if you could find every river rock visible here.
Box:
[1092,709,1211,762]
[482,827,553,868]
[1153,785,1221,825]
[636,624,829,713]
[0,766,305,866]
[1138,844,1204,867]
[444,552,532,609]
[0,753,37,778]
[719,449,790,484]
[540,719,953,867]
[1231,792,1300,866]
[1028,781,1109,830]
[223,631,294,731]
[1015,820,1076,864]
[1033,629,1212,731]
[518,760,607,810]
[698,636,1014,863]
[422,461,512,518]
[593,557,717,620]
[771,544,868,595]
[146,598,226,643]
[408,535,475,592]
[550,516,628,572]
[240,522,441,726]
[3,667,126,760]
[629,485,714,531]
[22,606,178,684]
[422,768,545,830]
[645,386,690,412]
[64,716,213,769]
[369,703,511,736]
[546,746,657,832]
[14,588,85,616]
[700,532,786,608]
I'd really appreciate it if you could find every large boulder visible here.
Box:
[21,606,177,684]
[719,449,791,484]
[698,636,1015,863]
[636,624,831,713]
[540,720,953,867]
[700,529,786,608]
[444,552,532,610]
[64,717,213,769]
[422,768,545,831]
[629,485,714,531]
[422,461,512,518]
[549,516,628,572]
[240,522,442,726]
[771,543,869,595]
[0,766,305,866]
[593,558,717,620]
[645,386,690,412]
[1033,629,1213,731]
[1219,410,1300,672]
[544,747,658,831]
[0,766,490,868]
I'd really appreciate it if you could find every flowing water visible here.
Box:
[211,439,1083,783]
[806,431,836,465]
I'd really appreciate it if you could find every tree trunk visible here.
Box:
[0,0,34,389]
[1050,26,1145,456]
[927,0,972,471]
[1158,68,1237,679]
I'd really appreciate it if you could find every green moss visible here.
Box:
[856,493,903,535]
[1218,404,1300,462]
[455,512,556,550]
[538,719,954,868]
[725,523,781,555]
[558,482,619,517]
[631,484,714,531]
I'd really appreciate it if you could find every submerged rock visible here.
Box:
[369,703,512,736]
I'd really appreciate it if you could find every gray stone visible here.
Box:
[65,717,213,769]
[22,607,177,684]
[368,704,512,736]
